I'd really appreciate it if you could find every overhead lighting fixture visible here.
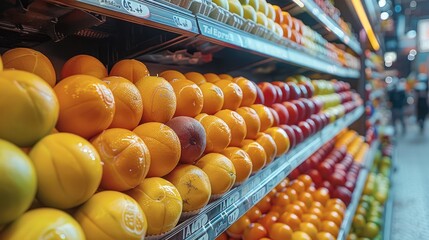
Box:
[378,0,386,8]
[385,61,393,67]
[410,49,417,56]
[351,0,380,50]
[293,0,304,8]
[395,5,402,13]
[408,54,415,61]
[380,12,389,20]
[385,76,393,84]
[406,30,417,38]
[384,52,397,62]
[410,0,417,8]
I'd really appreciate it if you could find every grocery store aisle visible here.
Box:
[391,120,429,239]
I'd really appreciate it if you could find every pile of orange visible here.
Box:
[219,174,346,240]
[0,49,297,239]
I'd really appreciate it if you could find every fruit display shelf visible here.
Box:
[337,139,381,240]
[43,0,360,79]
[159,106,363,240]
[381,149,395,240]
[285,0,362,54]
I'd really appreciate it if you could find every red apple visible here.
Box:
[318,161,334,178]
[344,181,355,192]
[312,98,323,114]
[279,124,296,149]
[298,160,312,173]
[291,125,304,144]
[308,169,323,186]
[272,81,290,101]
[283,102,299,125]
[333,186,352,205]
[287,82,301,100]
[253,82,265,104]
[305,118,317,135]
[269,107,280,127]
[322,181,335,194]
[289,168,300,179]
[310,114,323,131]
[272,103,289,125]
[302,83,315,98]
[166,116,207,164]
[258,82,277,106]
[330,172,346,186]
[273,85,283,103]
[301,99,316,118]
[291,100,306,122]
[298,121,312,139]
[299,85,308,98]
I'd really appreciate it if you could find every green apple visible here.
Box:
[274,23,283,36]
[213,0,229,10]
[258,0,268,15]
[248,0,259,12]
[239,0,249,4]
[243,5,257,22]
[267,3,276,21]
[228,0,244,17]
[256,11,268,27]
[267,18,276,32]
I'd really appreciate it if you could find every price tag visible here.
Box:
[121,0,150,18]
[173,16,193,31]
[181,214,208,239]
[98,0,121,8]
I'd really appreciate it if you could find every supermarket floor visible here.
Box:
[391,118,429,239]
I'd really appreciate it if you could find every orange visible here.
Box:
[308,207,323,219]
[215,110,247,147]
[289,180,306,194]
[298,192,314,209]
[54,74,115,138]
[246,206,262,222]
[312,188,330,206]
[159,70,186,81]
[291,231,311,240]
[326,199,346,210]
[195,153,236,195]
[222,147,253,184]
[269,223,292,240]
[258,214,278,230]
[325,203,345,218]
[311,201,324,210]
[251,104,274,131]
[29,133,102,209]
[170,79,204,117]
[276,179,289,192]
[109,59,149,83]
[204,73,221,83]
[278,212,301,231]
[233,77,257,107]
[285,204,303,218]
[227,215,251,238]
[215,80,243,110]
[199,82,224,114]
[185,72,207,85]
[0,139,37,225]
[298,175,314,189]
[1,208,85,240]
[2,48,56,86]
[272,192,290,207]
[285,188,298,202]
[256,196,272,214]
[264,127,290,156]
[320,220,339,237]
[323,211,343,227]
[126,177,182,236]
[236,107,261,139]
[102,76,143,129]
[0,70,59,147]
[133,123,180,177]
[268,188,278,198]
[61,54,107,79]
[195,114,231,153]
[91,128,151,191]
[135,76,176,123]
[164,164,211,212]
[241,140,267,173]
[302,214,321,230]
[255,132,277,164]
[316,232,335,240]
[299,222,318,240]
[219,73,234,81]
[216,232,228,240]
[307,185,316,194]
[242,223,268,240]
[293,200,308,213]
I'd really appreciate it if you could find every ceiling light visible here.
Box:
[407,30,417,38]
[408,54,415,61]
[352,0,380,50]
[385,76,393,84]
[384,52,397,62]
[395,5,402,13]
[410,0,417,8]
[385,62,393,67]
[380,12,389,20]
[410,49,417,56]
[378,0,386,8]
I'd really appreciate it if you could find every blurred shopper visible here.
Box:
[415,75,428,131]
[388,80,407,135]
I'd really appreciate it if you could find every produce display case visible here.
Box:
[0,0,389,239]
